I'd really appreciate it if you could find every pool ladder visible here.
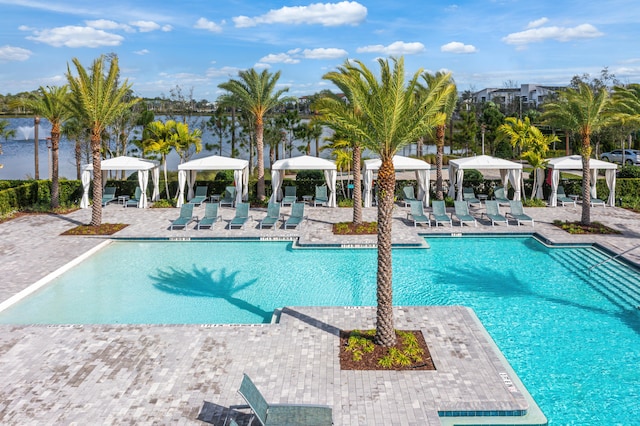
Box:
[588,244,640,274]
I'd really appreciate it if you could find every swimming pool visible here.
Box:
[1,237,639,424]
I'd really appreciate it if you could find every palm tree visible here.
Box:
[319,57,453,347]
[0,119,17,169]
[418,72,457,200]
[66,56,139,226]
[542,82,613,225]
[218,69,290,200]
[144,120,177,198]
[611,84,640,140]
[11,86,71,208]
[62,117,90,179]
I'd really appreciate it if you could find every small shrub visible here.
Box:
[151,198,176,208]
[618,165,640,178]
[523,198,547,207]
[338,198,354,207]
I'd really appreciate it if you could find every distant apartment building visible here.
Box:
[471,84,565,111]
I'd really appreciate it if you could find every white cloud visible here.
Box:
[527,17,548,29]
[503,23,603,45]
[356,41,425,55]
[161,25,173,32]
[194,18,223,33]
[130,20,161,32]
[302,47,348,59]
[233,1,367,28]
[254,62,271,69]
[441,41,477,54]
[445,4,459,12]
[259,53,300,64]
[0,45,32,61]
[205,66,243,78]
[26,26,124,48]
[85,19,134,32]
[134,49,149,55]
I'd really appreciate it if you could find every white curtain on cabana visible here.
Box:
[269,155,337,207]
[547,155,618,207]
[448,155,523,201]
[176,155,249,207]
[80,156,160,209]
[363,155,431,207]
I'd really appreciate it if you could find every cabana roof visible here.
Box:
[547,155,617,170]
[363,155,431,171]
[83,155,159,171]
[449,155,522,170]
[178,155,248,171]
[271,155,337,170]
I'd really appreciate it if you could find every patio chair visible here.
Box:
[260,202,282,230]
[402,186,418,207]
[281,186,297,207]
[453,200,477,227]
[462,187,481,207]
[197,202,221,230]
[493,186,510,206]
[313,185,329,207]
[483,200,508,226]
[407,200,430,227]
[556,185,576,207]
[284,202,306,229]
[225,373,333,426]
[189,185,208,206]
[508,200,534,226]
[170,204,196,230]
[101,186,117,206]
[229,202,251,229]
[431,200,452,227]
[125,187,143,208]
[220,186,237,207]
[590,197,606,207]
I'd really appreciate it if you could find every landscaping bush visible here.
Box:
[618,165,640,178]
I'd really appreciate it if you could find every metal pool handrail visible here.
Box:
[588,244,640,274]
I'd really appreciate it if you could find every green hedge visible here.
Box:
[0,180,83,215]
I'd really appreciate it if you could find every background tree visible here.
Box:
[542,82,613,225]
[319,57,452,347]
[66,55,139,226]
[0,119,17,169]
[62,117,90,179]
[218,69,290,200]
[205,107,230,156]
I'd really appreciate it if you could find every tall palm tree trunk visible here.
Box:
[352,144,362,224]
[34,116,40,179]
[375,157,396,347]
[90,129,102,226]
[75,138,81,180]
[256,120,266,200]
[581,136,592,225]
[436,124,445,200]
[50,124,61,208]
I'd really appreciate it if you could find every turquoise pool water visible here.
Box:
[1,237,639,424]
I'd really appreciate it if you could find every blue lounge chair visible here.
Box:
[454,200,477,227]
[508,200,534,226]
[483,200,508,226]
[189,185,208,206]
[462,187,481,206]
[101,186,117,206]
[229,202,250,229]
[226,373,333,426]
[556,185,576,207]
[313,185,329,207]
[407,200,430,227]
[493,186,510,206]
[170,204,196,230]
[260,202,282,230]
[284,202,305,229]
[590,197,606,207]
[197,202,221,229]
[402,186,418,207]
[431,200,452,227]
[281,186,297,207]
[125,187,143,208]
[220,186,236,207]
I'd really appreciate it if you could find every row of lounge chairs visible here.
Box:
[170,201,307,231]
[101,186,144,207]
[407,199,534,227]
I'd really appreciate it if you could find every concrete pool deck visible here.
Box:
[1,202,639,424]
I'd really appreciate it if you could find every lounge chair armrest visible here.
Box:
[266,404,333,426]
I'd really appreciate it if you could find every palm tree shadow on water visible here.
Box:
[150,265,272,323]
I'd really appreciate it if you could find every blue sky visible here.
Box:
[1,0,639,101]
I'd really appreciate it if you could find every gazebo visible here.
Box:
[270,155,337,207]
[177,155,249,207]
[362,155,431,207]
[448,155,523,201]
[547,155,618,207]
[81,156,160,208]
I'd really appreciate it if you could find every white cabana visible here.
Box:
[547,155,618,207]
[81,156,160,208]
[448,155,523,201]
[270,155,337,207]
[176,155,249,207]
[363,155,431,207]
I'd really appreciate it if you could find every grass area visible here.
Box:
[332,221,377,234]
[552,220,621,235]
[61,223,128,235]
